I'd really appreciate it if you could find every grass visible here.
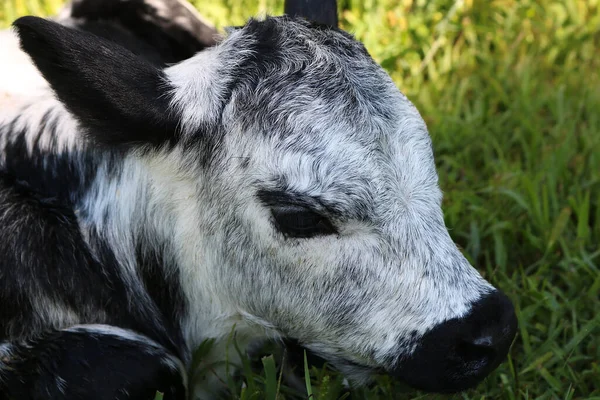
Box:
[2,0,599,398]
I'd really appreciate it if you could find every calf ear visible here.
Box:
[12,16,180,147]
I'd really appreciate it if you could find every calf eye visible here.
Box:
[271,205,337,238]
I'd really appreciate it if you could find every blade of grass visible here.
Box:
[304,350,314,399]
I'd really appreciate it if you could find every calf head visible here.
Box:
[13,16,517,392]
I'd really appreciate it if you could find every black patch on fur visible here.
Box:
[0,171,186,357]
[136,241,188,359]
[1,120,101,204]
[0,328,185,400]
[81,230,185,359]
[0,133,184,359]
[0,172,117,339]
[13,16,180,148]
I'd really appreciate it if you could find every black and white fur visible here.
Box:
[0,1,518,399]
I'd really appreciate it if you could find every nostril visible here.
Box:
[470,335,494,348]
[458,334,498,362]
[457,290,518,356]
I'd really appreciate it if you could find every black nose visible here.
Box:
[391,290,518,393]
[459,290,517,357]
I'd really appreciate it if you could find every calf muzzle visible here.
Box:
[391,290,518,393]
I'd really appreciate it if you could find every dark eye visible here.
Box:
[271,205,337,238]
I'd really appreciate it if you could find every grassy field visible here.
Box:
[2,0,599,399]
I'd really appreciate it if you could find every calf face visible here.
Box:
[13,15,517,392]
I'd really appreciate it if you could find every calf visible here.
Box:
[0,1,518,399]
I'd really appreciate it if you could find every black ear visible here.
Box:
[12,16,180,147]
[284,0,338,28]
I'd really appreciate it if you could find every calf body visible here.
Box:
[0,3,517,399]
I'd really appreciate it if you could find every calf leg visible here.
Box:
[0,325,186,400]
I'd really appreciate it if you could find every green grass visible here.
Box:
[2,0,599,398]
